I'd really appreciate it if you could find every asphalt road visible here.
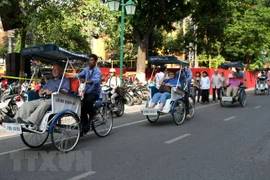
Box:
[1,91,270,180]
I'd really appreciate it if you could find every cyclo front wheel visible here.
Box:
[172,99,186,125]
[21,128,49,148]
[92,103,113,137]
[188,96,195,118]
[51,113,81,152]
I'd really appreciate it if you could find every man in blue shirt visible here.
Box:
[76,54,102,132]
[4,63,70,130]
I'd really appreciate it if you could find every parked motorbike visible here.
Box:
[0,96,18,124]
[1,81,20,102]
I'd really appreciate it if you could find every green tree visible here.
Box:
[127,0,192,73]
[191,0,228,59]
[224,2,270,66]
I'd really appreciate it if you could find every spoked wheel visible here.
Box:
[188,97,195,118]
[92,104,113,137]
[7,104,18,117]
[51,113,81,152]
[220,99,226,107]
[220,89,226,107]
[133,93,142,105]
[239,90,247,107]
[172,99,186,125]
[115,99,125,117]
[21,129,49,148]
[146,113,160,123]
[124,94,134,106]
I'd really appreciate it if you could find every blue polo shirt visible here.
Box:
[77,66,102,95]
[163,78,178,86]
[42,77,70,92]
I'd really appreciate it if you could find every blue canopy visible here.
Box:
[255,68,270,71]
[220,61,246,69]
[21,44,89,62]
[148,56,189,65]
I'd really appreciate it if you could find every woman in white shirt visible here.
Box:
[106,68,121,110]
[155,65,167,89]
[200,71,210,104]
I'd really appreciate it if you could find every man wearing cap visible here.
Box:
[211,69,222,102]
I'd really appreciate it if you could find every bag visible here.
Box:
[158,85,171,93]
[115,87,126,96]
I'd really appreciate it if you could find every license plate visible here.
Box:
[142,108,157,115]
[2,123,22,134]
[222,97,233,101]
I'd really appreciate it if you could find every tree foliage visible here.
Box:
[1,0,118,54]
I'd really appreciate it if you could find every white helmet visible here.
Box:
[109,68,116,73]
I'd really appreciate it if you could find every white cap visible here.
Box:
[232,68,237,73]
[109,68,116,73]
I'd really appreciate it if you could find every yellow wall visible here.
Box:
[91,37,106,60]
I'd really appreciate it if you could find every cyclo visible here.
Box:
[141,56,195,125]
[254,68,269,95]
[2,44,113,152]
[219,61,247,107]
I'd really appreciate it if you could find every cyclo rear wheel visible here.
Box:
[92,103,113,137]
[172,99,186,125]
[51,113,81,152]
[239,89,247,107]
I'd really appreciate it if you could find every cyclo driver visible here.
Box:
[236,67,246,86]
[76,54,102,134]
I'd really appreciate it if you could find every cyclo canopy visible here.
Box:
[21,44,89,115]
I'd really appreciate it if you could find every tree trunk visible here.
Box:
[136,39,148,74]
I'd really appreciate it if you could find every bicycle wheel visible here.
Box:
[115,98,125,117]
[21,129,49,148]
[172,99,186,125]
[92,104,113,137]
[51,113,81,152]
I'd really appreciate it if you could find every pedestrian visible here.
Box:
[200,71,210,104]
[193,71,201,103]
[211,69,222,102]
